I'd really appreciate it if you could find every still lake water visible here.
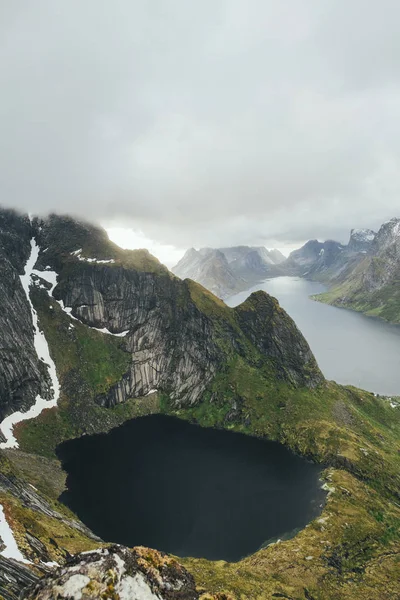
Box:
[58,415,326,562]
[226,277,400,396]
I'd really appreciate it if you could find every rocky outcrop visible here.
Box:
[235,291,323,388]
[0,555,41,600]
[52,263,222,407]
[361,218,400,291]
[0,450,100,563]
[348,228,376,252]
[20,545,226,600]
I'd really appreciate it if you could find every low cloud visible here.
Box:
[1,1,400,249]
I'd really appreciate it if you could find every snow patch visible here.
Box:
[0,239,60,449]
[58,300,129,337]
[71,248,115,264]
[32,268,58,295]
[91,327,129,337]
[351,228,376,242]
[0,504,30,563]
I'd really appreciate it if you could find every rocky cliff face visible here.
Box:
[348,228,376,252]
[0,211,52,424]
[362,218,400,291]
[235,292,321,388]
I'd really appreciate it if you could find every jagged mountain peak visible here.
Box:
[373,217,400,249]
[348,228,376,252]
[172,244,285,298]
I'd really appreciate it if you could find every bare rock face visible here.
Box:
[54,263,222,407]
[0,210,51,424]
[235,291,323,388]
[0,555,41,600]
[362,218,400,291]
[348,228,376,253]
[20,545,227,600]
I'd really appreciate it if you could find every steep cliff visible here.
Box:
[0,211,52,426]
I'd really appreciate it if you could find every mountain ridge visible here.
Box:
[172,245,285,298]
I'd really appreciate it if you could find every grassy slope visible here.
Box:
[4,262,400,598]
[14,287,160,457]
[0,452,100,564]
[313,256,400,324]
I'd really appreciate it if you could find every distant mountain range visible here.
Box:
[283,228,377,282]
[173,221,400,324]
[172,246,285,298]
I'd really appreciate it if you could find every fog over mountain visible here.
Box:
[2,1,400,252]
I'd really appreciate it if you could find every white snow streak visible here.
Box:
[92,327,129,337]
[0,240,60,449]
[0,239,129,448]
[0,504,30,563]
[57,300,129,337]
[70,248,115,264]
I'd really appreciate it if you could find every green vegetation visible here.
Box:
[161,358,400,599]
[16,289,159,457]
[182,469,400,600]
[314,283,400,324]
[312,254,400,324]
[39,214,169,275]
[0,491,100,563]
[31,287,131,394]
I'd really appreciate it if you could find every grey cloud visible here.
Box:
[1,0,400,249]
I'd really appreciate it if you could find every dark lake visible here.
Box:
[57,415,326,562]
[226,276,400,396]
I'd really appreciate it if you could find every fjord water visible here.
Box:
[58,415,325,562]
[227,276,400,396]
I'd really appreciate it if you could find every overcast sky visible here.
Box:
[1,1,400,263]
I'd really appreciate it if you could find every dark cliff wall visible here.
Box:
[0,211,51,423]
